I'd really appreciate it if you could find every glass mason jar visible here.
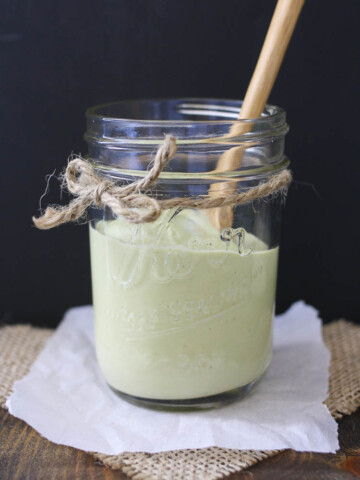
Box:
[85,98,289,409]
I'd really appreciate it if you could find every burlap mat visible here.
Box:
[1,320,359,480]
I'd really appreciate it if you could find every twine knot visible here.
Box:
[33,135,292,230]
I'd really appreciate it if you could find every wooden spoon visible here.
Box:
[208,0,305,230]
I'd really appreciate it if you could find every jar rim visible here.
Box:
[86,98,286,126]
[85,98,289,179]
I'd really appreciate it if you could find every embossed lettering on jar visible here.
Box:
[86,99,289,409]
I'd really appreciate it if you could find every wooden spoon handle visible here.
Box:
[208,0,305,229]
[239,0,305,122]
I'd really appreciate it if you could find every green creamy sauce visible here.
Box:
[89,209,279,400]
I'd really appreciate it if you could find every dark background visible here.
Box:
[1,0,359,327]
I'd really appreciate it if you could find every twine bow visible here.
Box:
[33,135,292,229]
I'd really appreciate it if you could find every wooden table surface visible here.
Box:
[1,407,359,480]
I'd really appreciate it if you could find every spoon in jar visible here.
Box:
[207,0,305,230]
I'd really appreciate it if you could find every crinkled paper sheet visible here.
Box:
[7,301,339,454]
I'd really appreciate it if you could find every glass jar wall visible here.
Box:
[86,99,289,409]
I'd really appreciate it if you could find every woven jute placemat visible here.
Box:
[1,319,359,480]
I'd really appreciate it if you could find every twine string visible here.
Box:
[33,135,292,229]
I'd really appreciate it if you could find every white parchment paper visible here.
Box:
[7,301,339,454]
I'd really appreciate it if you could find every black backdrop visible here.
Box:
[1,0,359,327]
